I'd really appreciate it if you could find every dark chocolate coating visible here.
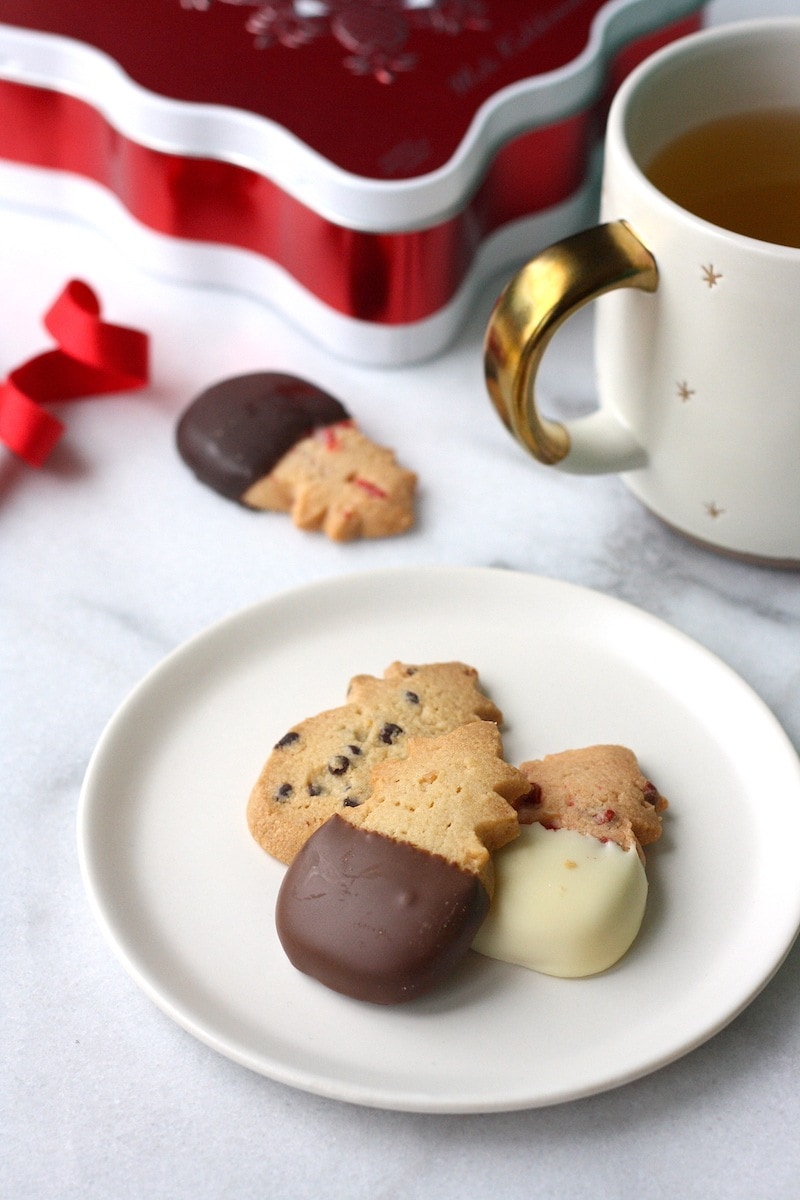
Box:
[176,372,349,501]
[276,815,489,1005]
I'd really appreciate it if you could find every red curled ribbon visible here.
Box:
[0,280,150,467]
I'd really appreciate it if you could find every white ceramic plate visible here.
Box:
[77,566,800,1113]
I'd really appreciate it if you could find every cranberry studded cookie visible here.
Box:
[247,661,503,865]
[244,421,416,541]
[176,372,416,540]
[516,744,668,859]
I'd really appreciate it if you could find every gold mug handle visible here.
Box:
[484,220,658,473]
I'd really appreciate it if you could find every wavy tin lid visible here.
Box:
[0,1,706,229]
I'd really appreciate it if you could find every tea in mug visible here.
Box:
[645,108,800,247]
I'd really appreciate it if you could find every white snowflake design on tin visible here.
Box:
[180,0,490,84]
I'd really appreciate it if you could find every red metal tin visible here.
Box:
[0,2,705,362]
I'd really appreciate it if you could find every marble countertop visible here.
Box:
[3,2,799,1197]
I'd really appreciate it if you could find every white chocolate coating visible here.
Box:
[474,824,648,977]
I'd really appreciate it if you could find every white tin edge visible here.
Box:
[0,155,600,365]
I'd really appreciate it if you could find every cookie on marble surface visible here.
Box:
[247,661,503,864]
[516,744,667,859]
[243,421,416,541]
[176,371,416,540]
[275,721,528,1004]
[176,372,348,501]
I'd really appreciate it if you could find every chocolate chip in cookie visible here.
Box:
[247,661,503,864]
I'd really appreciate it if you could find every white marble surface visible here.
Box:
[3,2,799,1197]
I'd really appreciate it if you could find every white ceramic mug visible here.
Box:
[484,19,800,567]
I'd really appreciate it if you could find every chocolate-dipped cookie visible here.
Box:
[176,371,416,540]
[275,722,528,1004]
[176,372,348,501]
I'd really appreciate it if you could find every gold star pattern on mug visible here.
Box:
[701,264,723,288]
[704,501,726,519]
[676,381,695,401]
